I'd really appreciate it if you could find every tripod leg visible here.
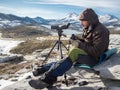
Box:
[59,41,63,59]
[43,41,58,64]
[61,42,69,51]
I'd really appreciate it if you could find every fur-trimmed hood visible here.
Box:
[79,8,99,26]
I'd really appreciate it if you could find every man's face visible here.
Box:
[80,20,90,28]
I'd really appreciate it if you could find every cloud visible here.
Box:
[27,0,119,9]
[0,6,17,13]
[0,0,119,19]
[0,5,55,18]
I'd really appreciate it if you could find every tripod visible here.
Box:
[41,24,70,86]
[42,29,69,64]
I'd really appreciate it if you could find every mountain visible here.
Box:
[48,12,82,30]
[22,17,37,24]
[48,12,120,30]
[0,13,48,28]
[33,17,48,24]
[49,12,79,24]
[0,13,22,21]
[99,14,118,23]
[99,14,120,28]
[62,12,79,20]
[0,12,119,30]
[0,13,22,28]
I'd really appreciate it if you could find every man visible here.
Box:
[29,8,109,89]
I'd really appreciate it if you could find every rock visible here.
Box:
[11,78,18,81]
[1,79,38,90]
[0,74,12,80]
[108,87,120,90]
[94,53,120,80]
[25,75,32,79]
[0,54,23,63]
[16,68,29,74]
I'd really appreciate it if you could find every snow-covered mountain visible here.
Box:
[0,13,22,28]
[99,14,120,28]
[63,12,79,21]
[33,17,48,24]
[0,12,119,30]
[49,12,120,30]
[48,12,81,30]
[0,13,48,28]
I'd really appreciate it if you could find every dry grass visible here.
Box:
[0,61,32,76]
[0,25,50,38]
[109,28,120,34]
[10,37,69,55]
[0,58,44,77]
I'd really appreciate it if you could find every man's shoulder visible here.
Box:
[92,24,109,36]
[93,23,109,34]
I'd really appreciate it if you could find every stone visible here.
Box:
[94,53,120,80]
[0,54,23,63]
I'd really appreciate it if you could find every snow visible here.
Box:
[0,20,10,24]
[0,24,3,27]
[0,72,32,90]
[0,20,22,28]
[115,27,120,30]
[108,18,118,23]
[99,14,119,24]
[65,12,79,20]
[0,79,14,89]
[0,38,23,55]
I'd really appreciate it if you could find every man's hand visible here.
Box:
[70,40,80,48]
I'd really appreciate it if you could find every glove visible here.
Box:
[71,40,80,48]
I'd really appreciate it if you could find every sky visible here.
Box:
[0,0,120,19]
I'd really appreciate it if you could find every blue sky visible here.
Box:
[0,0,120,19]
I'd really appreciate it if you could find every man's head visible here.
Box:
[80,20,90,28]
[79,8,99,28]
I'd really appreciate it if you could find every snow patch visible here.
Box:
[0,79,14,89]
[0,38,23,55]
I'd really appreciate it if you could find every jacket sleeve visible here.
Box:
[78,30,109,59]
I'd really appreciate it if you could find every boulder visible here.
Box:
[94,53,120,80]
[0,54,23,63]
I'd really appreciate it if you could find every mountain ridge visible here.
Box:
[0,12,119,30]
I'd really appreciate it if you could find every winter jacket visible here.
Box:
[78,8,109,60]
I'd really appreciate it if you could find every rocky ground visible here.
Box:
[0,34,120,90]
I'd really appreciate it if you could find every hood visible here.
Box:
[79,8,99,25]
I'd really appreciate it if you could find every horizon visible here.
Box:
[0,0,120,19]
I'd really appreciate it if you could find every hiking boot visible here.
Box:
[33,66,47,76]
[42,74,57,85]
[29,79,49,89]
[29,74,57,89]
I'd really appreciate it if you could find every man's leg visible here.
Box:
[33,62,57,76]
[42,57,73,85]
[29,57,73,89]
